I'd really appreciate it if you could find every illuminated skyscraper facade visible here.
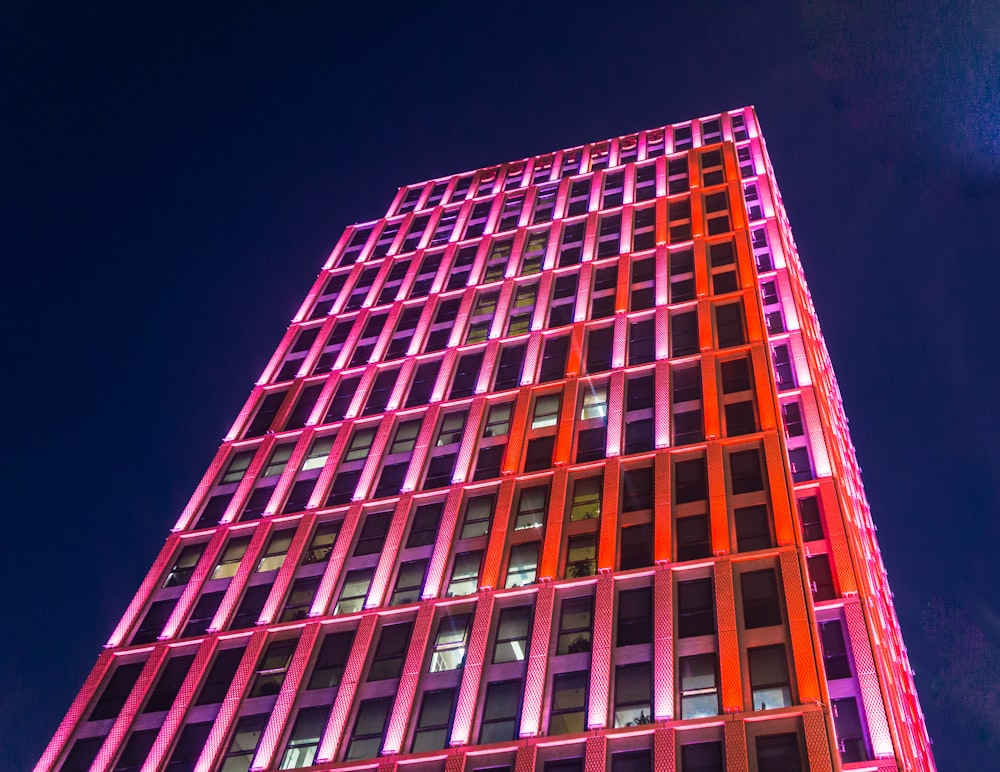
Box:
[39,107,935,772]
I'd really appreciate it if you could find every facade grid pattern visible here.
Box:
[39,107,935,772]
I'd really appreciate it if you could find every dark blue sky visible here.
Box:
[3,2,998,768]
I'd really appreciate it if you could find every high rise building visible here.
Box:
[39,107,935,772]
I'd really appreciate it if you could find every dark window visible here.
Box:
[624,419,654,455]
[247,639,295,697]
[612,749,652,772]
[245,392,286,437]
[749,646,792,710]
[308,630,355,690]
[735,505,771,551]
[474,445,506,481]
[782,402,804,437]
[539,337,569,382]
[406,502,442,548]
[132,599,174,645]
[680,741,723,772]
[833,697,869,763]
[585,327,614,373]
[730,449,764,493]
[362,369,397,416]
[495,344,526,391]
[450,352,483,399]
[773,344,795,390]
[671,311,699,356]
[524,436,555,472]
[324,376,361,423]
[60,737,103,772]
[756,733,802,772]
[820,620,852,680]
[284,384,322,430]
[709,241,735,267]
[576,426,607,463]
[808,554,837,601]
[742,570,782,628]
[479,680,522,744]
[390,559,428,606]
[164,721,213,772]
[493,606,532,663]
[629,319,655,365]
[676,514,711,561]
[113,728,158,772]
[627,374,655,411]
[617,586,653,646]
[677,579,715,637]
[614,662,652,727]
[325,470,361,506]
[231,584,270,630]
[182,591,224,638]
[715,303,745,348]
[143,655,195,713]
[280,576,320,622]
[89,661,145,721]
[405,361,439,407]
[673,365,701,402]
[675,458,707,503]
[424,453,456,489]
[621,467,654,512]
[725,401,757,436]
[219,713,267,771]
[788,447,813,482]
[374,462,407,498]
[354,511,392,556]
[368,621,413,681]
[556,596,593,655]
[620,523,653,569]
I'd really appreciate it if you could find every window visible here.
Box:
[495,344,526,390]
[451,352,484,399]
[474,445,506,481]
[239,483,275,522]
[585,327,613,371]
[735,505,771,551]
[730,449,764,493]
[505,542,539,588]
[231,584,271,630]
[539,336,569,382]
[575,426,606,463]
[671,310,699,356]
[620,523,653,570]
[411,688,457,752]
[820,620,852,680]
[344,426,376,462]
[307,630,354,690]
[521,231,548,275]
[362,369,398,416]
[256,529,294,572]
[514,486,548,530]
[715,303,745,348]
[565,534,596,578]
[631,209,656,254]
[533,182,558,223]
[549,672,588,735]
[345,698,390,760]
[772,344,795,390]
[89,661,145,721]
[833,697,869,762]
[424,454,456,489]
[669,249,695,302]
[612,749,651,772]
[312,319,353,373]
[165,721,213,772]
[749,646,792,710]
[350,312,386,365]
[213,539,250,580]
[617,586,652,646]
[162,544,204,588]
[368,621,413,681]
[324,375,361,423]
[483,239,512,283]
[623,418,653,456]
[113,728,158,772]
[549,272,578,326]
[285,384,322,430]
[628,319,655,365]
[675,458,707,503]
[279,706,330,770]
[436,411,467,446]
[467,292,498,343]
[220,713,266,771]
[788,447,813,482]
[532,394,561,429]
[742,570,782,628]
[524,436,554,472]
[725,401,757,436]
[280,576,319,622]
[302,521,340,565]
[354,511,392,556]
[61,737,104,772]
[245,391,286,437]
[430,613,471,672]
[195,648,245,705]
[183,591,224,637]
[677,579,715,637]
[597,213,622,258]
[390,559,427,605]
[249,639,296,697]
[755,733,802,772]
[680,741,723,772]
[614,662,652,727]
[460,495,494,539]
[720,358,751,393]
[556,596,593,655]
[781,402,804,437]
[221,450,255,484]
[143,654,195,713]
[447,551,482,597]
[569,477,601,521]
[479,680,522,744]
[676,514,710,561]
[387,419,421,455]
[406,501,442,548]
[621,467,653,512]
[484,402,513,438]
[335,568,372,614]
[808,554,837,601]
[493,606,532,663]
[302,435,336,471]
[679,654,719,718]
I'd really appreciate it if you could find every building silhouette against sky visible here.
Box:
[39,107,935,772]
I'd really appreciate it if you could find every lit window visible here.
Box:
[249,639,296,697]
[389,419,422,454]
[301,521,340,565]
[221,450,255,484]
[344,427,376,462]
[556,596,593,655]
[565,534,597,578]
[569,477,601,521]
[484,403,513,438]
[335,568,372,614]
[411,688,457,752]
[279,706,330,769]
[679,654,719,718]
[749,645,792,710]
[532,394,561,428]
[514,486,548,530]
[505,542,539,588]
[429,613,471,672]
[436,411,467,446]
[580,384,608,420]
[447,551,482,597]
[460,495,494,539]
[256,529,294,573]
[614,662,652,727]
[549,671,588,735]
[301,436,335,471]
[390,559,427,606]
[211,536,251,580]
[162,544,205,588]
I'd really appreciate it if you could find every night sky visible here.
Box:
[4,2,998,768]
